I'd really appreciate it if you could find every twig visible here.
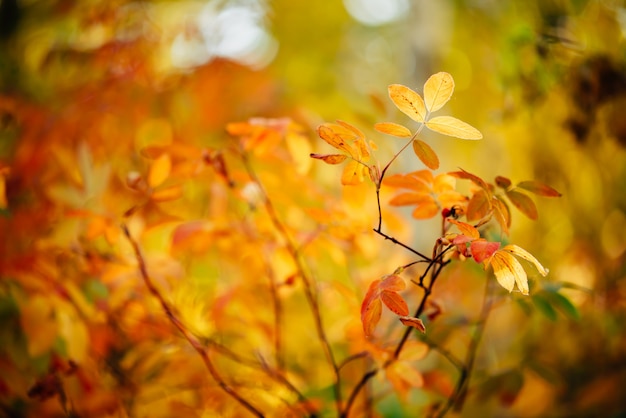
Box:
[373,228,431,262]
[122,224,264,417]
[240,151,342,416]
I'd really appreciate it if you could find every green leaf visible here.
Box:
[548,291,581,320]
[532,293,557,321]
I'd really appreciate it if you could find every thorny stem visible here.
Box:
[240,151,342,416]
[122,225,265,417]
[434,275,494,418]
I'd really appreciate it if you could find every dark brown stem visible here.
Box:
[122,224,264,417]
[373,228,431,262]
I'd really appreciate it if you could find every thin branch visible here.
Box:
[122,224,264,417]
[434,276,494,418]
[373,228,431,262]
[240,151,342,416]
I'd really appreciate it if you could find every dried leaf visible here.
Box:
[491,197,511,235]
[412,139,439,169]
[426,116,482,140]
[380,290,409,316]
[470,240,501,263]
[317,124,355,156]
[148,153,171,189]
[309,153,348,164]
[506,190,538,220]
[517,181,562,197]
[399,316,426,333]
[502,244,549,276]
[388,84,427,123]
[374,122,412,138]
[424,72,455,113]
[466,189,491,221]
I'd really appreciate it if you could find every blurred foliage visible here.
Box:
[1,0,626,417]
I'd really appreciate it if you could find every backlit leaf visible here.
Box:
[341,160,366,185]
[388,84,427,123]
[361,297,382,337]
[426,116,483,140]
[399,316,426,333]
[424,72,455,113]
[517,181,562,197]
[502,245,549,276]
[389,193,433,206]
[448,168,489,190]
[310,153,348,164]
[412,203,439,219]
[317,124,355,156]
[490,251,528,294]
[374,122,412,138]
[448,219,480,239]
[491,197,511,234]
[379,275,406,292]
[148,153,171,189]
[151,185,183,202]
[470,240,501,263]
[467,189,491,221]
[380,290,409,316]
[412,139,439,169]
[506,190,538,220]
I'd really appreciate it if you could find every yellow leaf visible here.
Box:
[286,132,313,174]
[502,245,549,276]
[20,295,58,357]
[341,160,366,185]
[490,251,528,294]
[412,139,439,170]
[426,116,483,140]
[374,122,412,138]
[148,153,171,189]
[388,84,427,123]
[423,72,455,113]
[317,124,356,156]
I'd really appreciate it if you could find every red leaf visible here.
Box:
[361,297,382,337]
[495,175,512,189]
[381,290,409,316]
[360,279,382,318]
[470,240,501,263]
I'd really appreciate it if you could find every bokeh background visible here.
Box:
[1,0,626,417]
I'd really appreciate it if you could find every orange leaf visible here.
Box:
[425,116,482,140]
[379,275,406,292]
[495,175,512,189]
[317,124,356,157]
[447,219,480,239]
[381,290,409,316]
[389,192,433,206]
[361,297,382,337]
[423,72,455,113]
[448,168,489,190]
[386,361,424,400]
[412,139,439,169]
[491,197,511,234]
[412,202,439,219]
[506,190,538,220]
[361,279,382,317]
[388,84,427,123]
[383,174,430,192]
[466,189,491,221]
[148,153,171,189]
[151,185,183,202]
[310,153,348,164]
[399,316,426,333]
[374,122,412,138]
[517,181,562,197]
[341,160,367,185]
[470,239,500,263]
